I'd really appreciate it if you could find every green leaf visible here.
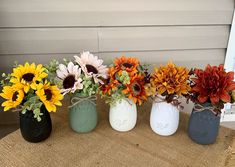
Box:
[34,102,43,109]
[37,117,42,122]
[33,108,43,122]
[22,109,27,114]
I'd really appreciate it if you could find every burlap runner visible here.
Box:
[0,100,234,167]
[224,135,235,167]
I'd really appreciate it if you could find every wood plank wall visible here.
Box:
[0,0,234,70]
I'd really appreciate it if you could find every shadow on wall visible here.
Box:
[0,107,19,125]
[0,74,19,125]
[0,85,19,125]
[0,88,19,138]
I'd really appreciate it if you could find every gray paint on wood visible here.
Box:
[0,28,98,54]
[0,26,230,54]
[0,0,233,27]
[0,49,225,70]
[99,26,230,52]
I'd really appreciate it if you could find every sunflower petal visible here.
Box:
[67,62,74,74]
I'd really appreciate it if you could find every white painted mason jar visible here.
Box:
[150,101,179,136]
[109,98,137,132]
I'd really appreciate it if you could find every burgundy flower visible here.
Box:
[191,64,235,104]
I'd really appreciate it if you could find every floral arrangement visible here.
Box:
[100,56,149,105]
[145,62,191,104]
[188,64,235,115]
[0,62,63,121]
[46,51,108,97]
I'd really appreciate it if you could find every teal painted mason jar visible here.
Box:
[69,95,97,133]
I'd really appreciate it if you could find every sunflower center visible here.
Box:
[63,75,76,89]
[86,64,98,74]
[132,82,141,95]
[22,73,35,82]
[12,91,19,101]
[122,62,133,68]
[45,89,52,101]
[134,83,141,92]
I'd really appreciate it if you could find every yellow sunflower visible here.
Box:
[36,81,63,112]
[0,84,24,111]
[10,62,48,93]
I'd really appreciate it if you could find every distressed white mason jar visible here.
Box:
[150,101,179,136]
[109,98,137,132]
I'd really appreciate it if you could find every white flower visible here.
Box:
[74,51,108,84]
[56,62,83,95]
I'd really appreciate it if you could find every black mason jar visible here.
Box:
[188,103,220,145]
[19,105,52,143]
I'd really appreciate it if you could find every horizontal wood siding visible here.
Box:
[0,28,98,54]
[0,0,234,69]
[0,49,225,70]
[0,26,229,54]
[99,26,229,52]
[0,0,234,27]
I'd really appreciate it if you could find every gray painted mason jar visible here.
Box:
[188,103,220,145]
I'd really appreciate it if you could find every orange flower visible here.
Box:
[114,56,139,75]
[149,62,191,96]
[144,83,157,97]
[100,56,148,105]
[109,66,118,79]
[100,78,119,95]
[191,64,235,104]
[122,74,147,105]
[100,68,120,95]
